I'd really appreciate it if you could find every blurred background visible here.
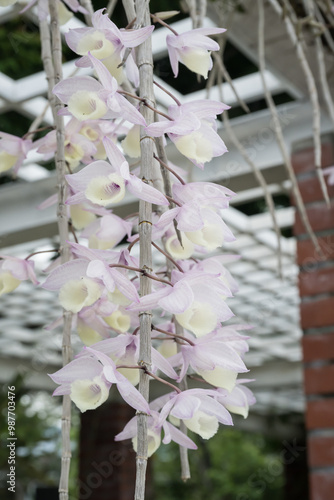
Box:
[1,0,334,498]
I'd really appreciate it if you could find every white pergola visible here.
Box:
[1,0,333,435]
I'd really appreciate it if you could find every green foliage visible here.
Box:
[153,427,284,500]
[0,375,61,499]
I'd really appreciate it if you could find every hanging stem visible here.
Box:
[153,153,186,185]
[258,0,322,255]
[152,325,195,346]
[131,0,155,497]
[269,0,330,207]
[150,13,179,35]
[48,2,73,499]
[25,249,59,260]
[154,80,181,106]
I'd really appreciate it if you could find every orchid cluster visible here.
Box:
[0,5,255,460]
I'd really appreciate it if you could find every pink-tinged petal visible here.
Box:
[159,396,177,424]
[86,334,136,359]
[70,242,119,263]
[171,394,201,419]
[65,27,90,52]
[43,259,89,290]
[38,193,58,210]
[85,346,117,368]
[119,25,154,48]
[109,268,140,303]
[53,384,71,396]
[102,136,129,176]
[155,207,180,229]
[166,44,180,77]
[189,27,226,37]
[103,365,119,384]
[176,204,204,231]
[181,100,230,119]
[145,119,171,137]
[151,348,178,380]
[97,214,133,241]
[163,422,197,449]
[114,416,137,441]
[125,52,139,87]
[93,9,122,36]
[86,260,116,292]
[66,160,113,192]
[127,175,169,205]
[200,395,233,425]
[193,343,247,373]
[65,192,87,205]
[25,260,39,285]
[113,93,147,126]
[117,378,151,414]
[53,76,102,104]
[159,280,194,314]
[166,113,202,136]
[49,356,102,384]
[88,53,118,92]
[127,286,171,312]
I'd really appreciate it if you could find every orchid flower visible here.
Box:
[53,54,145,125]
[215,380,256,419]
[0,132,32,174]
[166,27,226,79]
[65,136,168,208]
[42,253,139,313]
[146,100,229,168]
[0,256,38,296]
[80,213,133,250]
[37,120,97,169]
[169,330,248,386]
[155,203,235,252]
[128,270,234,337]
[115,409,197,456]
[66,9,154,86]
[76,333,178,384]
[49,347,150,414]
[156,388,233,438]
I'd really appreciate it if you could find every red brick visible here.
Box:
[301,297,334,329]
[297,235,334,266]
[308,435,334,467]
[294,204,334,236]
[299,267,334,296]
[306,399,334,429]
[302,333,334,362]
[310,471,334,500]
[292,141,334,175]
[296,174,334,204]
[304,365,334,394]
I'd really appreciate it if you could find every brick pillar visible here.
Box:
[292,135,334,500]
[78,401,139,500]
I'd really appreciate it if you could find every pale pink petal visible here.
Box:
[43,259,89,290]
[151,348,178,380]
[88,53,118,92]
[119,25,154,48]
[127,175,169,205]
[163,421,197,449]
[53,76,102,104]
[158,280,194,314]
[49,356,102,384]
